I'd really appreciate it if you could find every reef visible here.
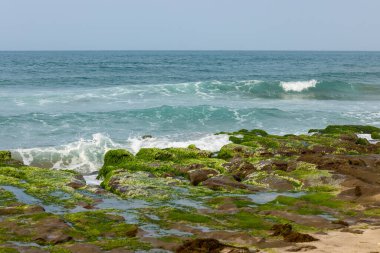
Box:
[1,125,380,252]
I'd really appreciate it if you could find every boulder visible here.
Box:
[188,168,219,186]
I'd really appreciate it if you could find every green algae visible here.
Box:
[371,132,380,139]
[0,188,17,206]
[0,151,12,161]
[93,238,151,251]
[64,210,138,240]
[0,247,19,253]
[309,125,380,135]
[363,208,380,217]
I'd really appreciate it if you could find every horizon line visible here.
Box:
[1,49,380,52]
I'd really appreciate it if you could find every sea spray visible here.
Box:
[12,133,231,173]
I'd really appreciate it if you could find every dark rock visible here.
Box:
[331,220,349,227]
[271,223,318,243]
[340,228,364,234]
[142,135,153,139]
[202,175,258,191]
[223,158,256,180]
[188,168,219,186]
[355,186,362,197]
[271,224,292,236]
[175,238,251,253]
[286,245,317,252]
[284,232,318,243]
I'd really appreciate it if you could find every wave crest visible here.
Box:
[279,80,318,92]
[11,133,230,173]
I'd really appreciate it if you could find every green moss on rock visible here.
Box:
[0,151,11,161]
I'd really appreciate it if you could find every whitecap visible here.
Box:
[279,80,318,92]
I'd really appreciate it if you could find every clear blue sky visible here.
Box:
[1,0,379,51]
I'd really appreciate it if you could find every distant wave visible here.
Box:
[279,80,318,92]
[2,80,379,114]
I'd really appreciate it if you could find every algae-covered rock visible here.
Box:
[103,149,135,167]
[217,143,255,160]
[371,132,380,139]
[0,151,12,161]
[309,125,380,135]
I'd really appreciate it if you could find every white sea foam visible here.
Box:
[127,134,230,154]
[13,133,121,174]
[279,80,318,92]
[12,133,231,173]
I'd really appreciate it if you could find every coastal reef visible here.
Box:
[1,125,380,252]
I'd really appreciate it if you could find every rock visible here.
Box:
[142,135,153,139]
[32,216,73,244]
[66,243,102,253]
[175,238,251,253]
[340,228,364,234]
[202,175,258,191]
[188,168,219,186]
[355,185,362,197]
[256,175,294,191]
[271,224,292,236]
[272,160,289,171]
[284,232,318,243]
[177,163,206,174]
[0,150,12,161]
[271,223,318,243]
[332,220,349,227]
[223,157,256,181]
[0,205,45,215]
[286,245,317,252]
[67,177,86,189]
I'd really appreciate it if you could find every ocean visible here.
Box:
[1,51,380,173]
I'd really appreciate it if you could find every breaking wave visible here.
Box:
[11,133,231,173]
[279,80,318,92]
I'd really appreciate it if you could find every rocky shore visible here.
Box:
[1,125,380,253]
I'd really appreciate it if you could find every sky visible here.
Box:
[1,0,380,51]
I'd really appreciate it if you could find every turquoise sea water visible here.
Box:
[1,51,380,172]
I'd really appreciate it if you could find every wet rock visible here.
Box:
[202,175,258,191]
[32,216,73,244]
[175,238,251,253]
[67,178,86,189]
[188,168,219,186]
[142,135,153,139]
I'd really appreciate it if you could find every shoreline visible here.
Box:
[1,124,380,252]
